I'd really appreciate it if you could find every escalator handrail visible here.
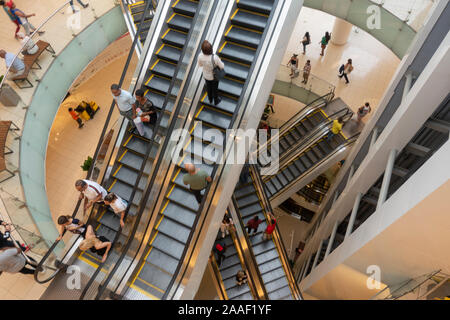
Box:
[95,0,217,300]
[35,0,157,285]
[79,0,158,300]
[249,164,303,300]
[271,132,361,199]
[167,0,287,299]
[267,108,354,170]
[258,91,335,154]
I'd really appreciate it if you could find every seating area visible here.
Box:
[11,40,55,89]
[0,120,19,183]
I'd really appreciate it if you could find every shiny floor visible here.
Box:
[1,2,404,300]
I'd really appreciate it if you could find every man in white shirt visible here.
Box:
[75,179,108,215]
[0,49,25,79]
[111,83,137,130]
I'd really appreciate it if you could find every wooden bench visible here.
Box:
[11,40,55,89]
[0,121,19,183]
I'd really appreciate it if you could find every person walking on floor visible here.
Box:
[1,1,20,38]
[262,212,277,241]
[302,60,311,84]
[69,0,89,13]
[357,102,372,123]
[338,59,353,84]
[132,88,157,137]
[246,215,263,235]
[287,53,299,78]
[214,241,227,267]
[9,2,44,36]
[0,49,25,80]
[320,31,331,56]
[301,32,311,55]
[198,40,225,106]
[111,84,137,132]
[182,163,212,204]
[326,116,344,143]
[68,108,84,128]
[75,179,108,215]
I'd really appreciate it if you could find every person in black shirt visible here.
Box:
[132,88,157,137]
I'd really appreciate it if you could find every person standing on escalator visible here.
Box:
[183,163,212,204]
[198,40,225,106]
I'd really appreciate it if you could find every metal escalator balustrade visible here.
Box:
[34,0,157,288]
[116,0,285,300]
[209,215,256,300]
[232,164,302,300]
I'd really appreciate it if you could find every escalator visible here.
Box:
[35,0,202,299]
[232,164,301,300]
[118,0,283,300]
[297,175,330,206]
[263,111,356,202]
[126,0,156,45]
[210,216,255,300]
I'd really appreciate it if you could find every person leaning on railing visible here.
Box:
[0,49,25,79]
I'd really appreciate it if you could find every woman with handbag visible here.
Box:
[198,40,225,106]
[301,32,311,55]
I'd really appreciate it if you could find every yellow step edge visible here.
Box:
[237,7,269,18]
[172,168,182,182]
[107,179,117,192]
[150,59,160,70]
[166,13,177,24]
[229,24,263,35]
[130,284,161,300]
[171,0,181,8]
[155,214,164,230]
[123,134,133,147]
[118,150,128,162]
[113,164,122,177]
[134,277,165,294]
[222,40,257,51]
[166,184,176,198]
[160,199,170,214]
[220,56,250,68]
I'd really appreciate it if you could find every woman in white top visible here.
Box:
[357,102,371,123]
[197,40,225,106]
[104,193,129,228]
[17,32,38,55]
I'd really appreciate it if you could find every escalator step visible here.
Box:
[288,128,301,141]
[109,180,143,206]
[156,44,182,63]
[276,171,289,186]
[132,10,153,24]
[305,150,318,164]
[311,146,324,160]
[268,285,292,300]
[219,42,255,65]
[251,239,275,255]
[281,167,295,182]
[152,232,185,260]
[184,139,221,164]
[279,138,290,151]
[162,29,187,48]
[223,59,250,81]
[146,75,171,94]
[302,118,314,131]
[269,176,282,192]
[146,247,178,275]
[256,251,281,269]
[259,260,284,278]
[317,140,332,154]
[167,186,200,212]
[98,211,121,232]
[234,184,256,199]
[151,59,177,78]
[219,254,241,270]
[146,90,175,112]
[283,133,296,148]
[157,217,191,244]
[197,107,232,130]
[201,94,238,114]
[112,165,139,184]
[225,26,261,49]
[161,201,197,228]
[167,13,192,33]
[236,194,260,208]
[172,0,197,17]
[299,155,312,169]
[232,9,268,32]
[286,164,300,179]
[294,123,307,136]
[220,261,242,280]
[236,0,274,15]
[192,123,224,146]
[238,202,263,218]
[293,158,306,173]
[265,276,290,294]
[135,262,172,295]
[118,150,145,171]
[218,78,244,98]
[129,3,146,15]
[124,135,150,155]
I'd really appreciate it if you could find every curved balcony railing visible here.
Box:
[0,0,118,270]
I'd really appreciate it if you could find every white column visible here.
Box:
[377,149,397,210]
[345,192,363,239]
[330,18,353,46]
[324,221,338,259]
[311,240,324,270]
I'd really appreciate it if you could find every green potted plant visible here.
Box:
[81,156,93,171]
